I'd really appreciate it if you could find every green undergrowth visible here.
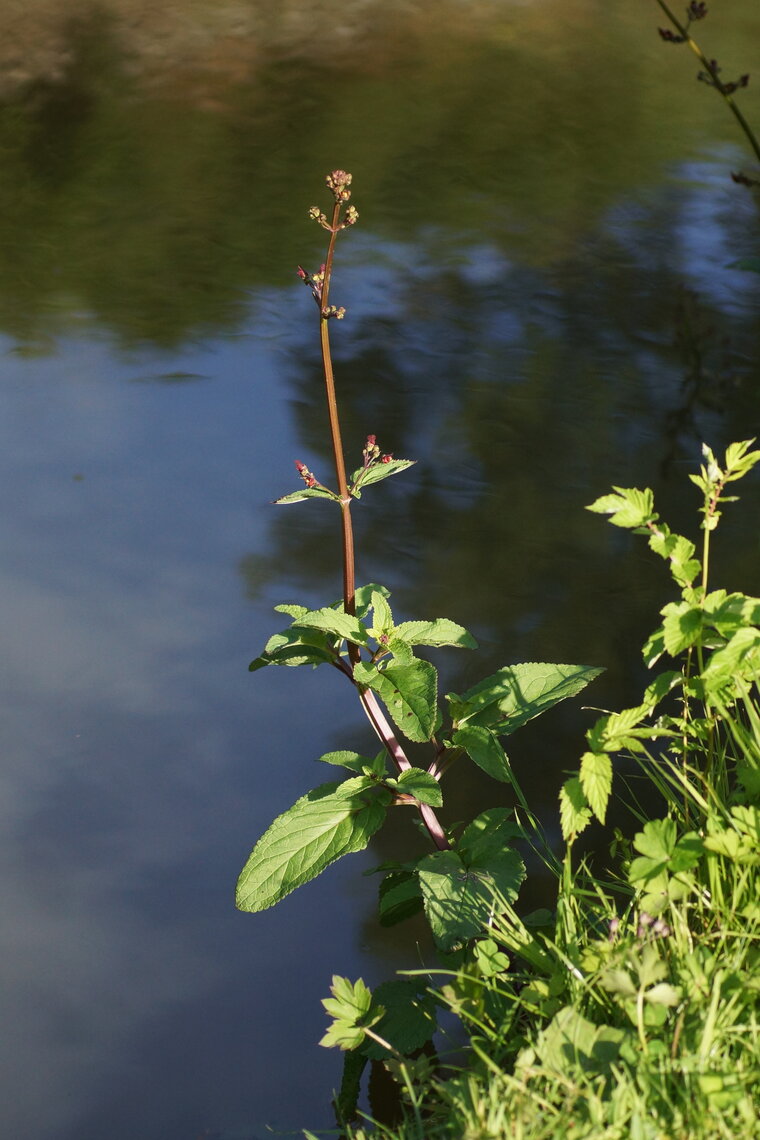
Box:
[317,441,760,1140]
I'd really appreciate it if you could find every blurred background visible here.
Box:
[0,2,758,1137]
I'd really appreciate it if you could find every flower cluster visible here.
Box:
[697,61,750,95]
[361,434,393,467]
[607,913,672,942]
[294,460,317,488]
[658,2,707,43]
[326,169,352,202]
[637,912,672,940]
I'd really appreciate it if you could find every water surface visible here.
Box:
[1,3,759,1137]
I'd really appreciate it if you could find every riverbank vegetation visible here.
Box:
[238,166,759,1139]
[231,6,759,1138]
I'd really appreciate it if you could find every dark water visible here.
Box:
[1,3,759,1138]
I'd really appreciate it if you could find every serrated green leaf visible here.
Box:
[724,438,760,477]
[458,808,524,863]
[579,752,612,824]
[274,487,339,504]
[642,625,666,668]
[249,625,337,672]
[274,603,309,619]
[249,646,336,672]
[703,627,760,690]
[360,980,437,1060]
[354,583,391,618]
[418,844,525,952]
[661,602,703,656]
[236,779,388,913]
[456,662,602,734]
[559,777,592,841]
[586,486,656,529]
[318,750,379,773]
[386,637,415,666]
[634,818,677,861]
[334,1051,367,1127]
[323,974,374,1021]
[648,531,700,586]
[393,618,477,650]
[349,458,416,497]
[453,725,511,783]
[369,590,394,639]
[354,660,438,742]
[587,705,649,753]
[296,607,370,646]
[704,591,760,634]
[395,768,443,807]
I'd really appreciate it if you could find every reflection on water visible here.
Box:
[0,2,759,1138]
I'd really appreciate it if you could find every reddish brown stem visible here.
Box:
[316,179,449,852]
[319,202,356,626]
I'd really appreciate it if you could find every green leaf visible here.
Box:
[724,438,760,479]
[559,777,592,841]
[393,618,477,650]
[633,818,677,862]
[648,530,700,586]
[368,590,394,639]
[642,625,666,669]
[386,637,416,666]
[474,937,510,977]
[378,870,424,927]
[394,768,443,807]
[579,752,612,824]
[349,458,416,497]
[458,808,524,863]
[249,624,336,671]
[586,486,656,529]
[354,583,391,619]
[360,980,437,1060]
[274,603,309,619]
[317,750,384,775]
[296,607,370,646]
[334,1052,367,1128]
[452,662,602,734]
[628,819,703,888]
[453,725,511,783]
[319,975,383,1051]
[535,1007,627,1078]
[704,591,760,636]
[703,627,760,690]
[661,601,703,656]
[274,487,339,504]
[418,843,525,952]
[354,660,438,742]
[236,779,388,913]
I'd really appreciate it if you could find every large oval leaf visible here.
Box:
[236,779,388,913]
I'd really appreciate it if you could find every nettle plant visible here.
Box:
[236,170,600,1061]
[563,438,760,883]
